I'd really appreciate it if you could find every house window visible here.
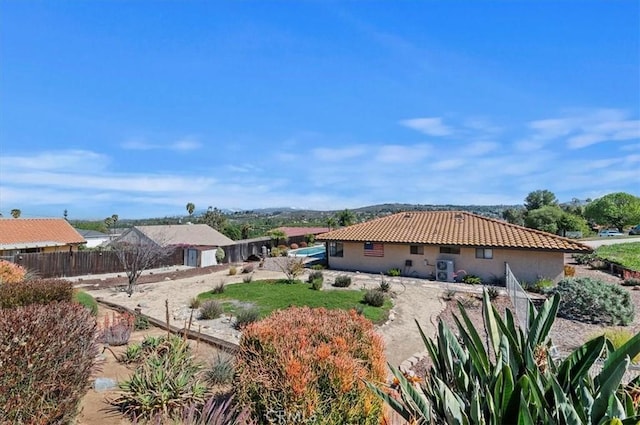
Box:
[329,242,343,257]
[439,246,460,255]
[364,242,384,257]
[410,245,424,255]
[475,248,493,259]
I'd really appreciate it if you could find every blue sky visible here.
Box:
[1,1,638,219]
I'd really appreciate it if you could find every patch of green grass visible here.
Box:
[197,279,392,324]
[596,242,640,271]
[73,290,98,316]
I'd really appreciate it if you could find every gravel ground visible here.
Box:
[411,256,640,378]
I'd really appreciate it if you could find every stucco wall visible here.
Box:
[326,242,565,283]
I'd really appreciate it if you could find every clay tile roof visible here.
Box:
[273,227,332,238]
[0,218,86,248]
[316,211,592,253]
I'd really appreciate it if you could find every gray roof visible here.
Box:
[134,224,235,247]
[74,229,109,238]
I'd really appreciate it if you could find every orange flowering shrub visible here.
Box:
[235,306,386,424]
[0,259,26,283]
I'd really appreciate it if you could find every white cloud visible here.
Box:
[374,144,432,163]
[312,146,366,161]
[523,109,640,150]
[0,150,109,172]
[464,141,498,156]
[400,117,452,136]
[170,139,202,151]
[121,137,202,151]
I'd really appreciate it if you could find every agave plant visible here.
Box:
[368,290,640,424]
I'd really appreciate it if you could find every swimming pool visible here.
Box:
[289,245,326,258]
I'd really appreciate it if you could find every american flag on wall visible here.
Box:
[364,242,384,257]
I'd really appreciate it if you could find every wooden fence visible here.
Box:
[1,248,184,278]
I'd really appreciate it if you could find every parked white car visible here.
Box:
[598,229,624,237]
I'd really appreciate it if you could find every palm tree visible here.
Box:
[186,202,195,218]
[336,209,355,227]
[10,209,21,218]
[326,217,337,231]
[241,223,252,240]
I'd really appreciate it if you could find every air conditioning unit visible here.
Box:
[436,260,455,282]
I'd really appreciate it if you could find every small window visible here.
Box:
[439,246,460,255]
[410,245,424,255]
[329,242,344,257]
[475,248,493,259]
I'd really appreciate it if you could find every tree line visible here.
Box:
[502,190,640,235]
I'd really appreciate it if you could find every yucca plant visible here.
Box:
[113,335,210,420]
[368,290,640,424]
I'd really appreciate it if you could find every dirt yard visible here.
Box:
[76,304,224,425]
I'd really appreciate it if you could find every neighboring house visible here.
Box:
[0,218,86,256]
[113,224,235,267]
[316,211,592,283]
[271,226,331,246]
[74,229,110,248]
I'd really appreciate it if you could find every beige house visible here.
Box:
[113,224,235,267]
[316,211,592,284]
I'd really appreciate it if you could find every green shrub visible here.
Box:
[0,302,98,424]
[311,278,323,291]
[73,289,98,315]
[134,314,150,331]
[270,247,281,257]
[363,289,385,307]
[119,335,163,364]
[242,274,253,283]
[523,278,554,294]
[206,353,235,386]
[550,277,635,325]
[200,300,224,320]
[190,296,202,309]
[486,286,499,301]
[120,343,144,364]
[0,278,73,308]
[622,278,640,287]
[235,307,386,424]
[333,275,352,288]
[234,307,260,330]
[386,268,401,277]
[462,274,482,285]
[573,253,596,265]
[378,278,391,293]
[311,264,324,270]
[229,266,238,276]
[215,247,225,263]
[307,270,324,283]
[211,282,225,294]
[113,335,209,420]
